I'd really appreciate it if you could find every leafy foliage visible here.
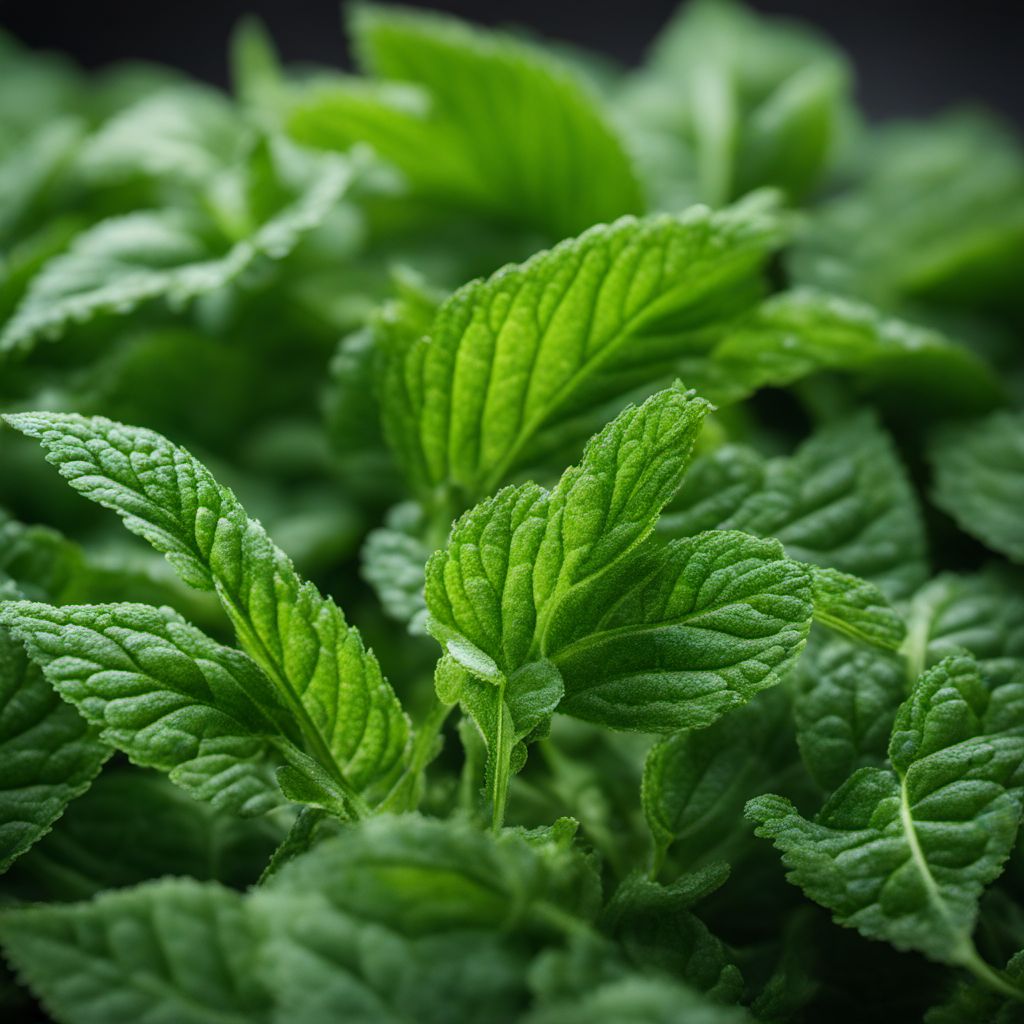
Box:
[2,3,1024,1021]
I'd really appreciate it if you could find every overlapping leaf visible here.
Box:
[288,4,642,237]
[5,413,410,808]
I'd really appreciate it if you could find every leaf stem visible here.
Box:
[959,948,1024,1002]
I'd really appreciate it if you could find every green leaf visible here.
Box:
[251,814,599,1022]
[4,413,410,809]
[926,949,1024,1023]
[288,3,642,237]
[931,409,1024,564]
[0,601,299,816]
[428,386,813,742]
[525,975,752,1024]
[808,566,907,653]
[904,570,1024,682]
[1,142,352,357]
[382,198,783,504]
[748,655,1024,972]
[790,112,1024,314]
[550,530,813,732]
[792,637,906,791]
[78,85,245,185]
[642,688,799,871]
[361,503,431,634]
[0,879,269,1024]
[656,444,765,540]
[621,0,851,205]
[682,289,1000,411]
[0,614,109,873]
[7,768,284,900]
[721,409,928,600]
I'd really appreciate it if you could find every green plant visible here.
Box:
[1,3,1023,1022]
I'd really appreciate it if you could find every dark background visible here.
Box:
[1,0,1022,127]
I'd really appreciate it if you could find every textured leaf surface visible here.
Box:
[642,688,798,869]
[551,529,813,732]
[722,410,927,600]
[0,614,109,873]
[252,814,597,1023]
[384,200,782,502]
[5,413,410,806]
[428,386,811,733]
[0,601,298,815]
[793,637,906,791]
[931,409,1024,564]
[289,4,641,237]
[0,879,268,1024]
[749,655,1024,964]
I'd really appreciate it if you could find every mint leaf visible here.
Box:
[622,0,850,205]
[749,655,1024,971]
[289,4,642,237]
[78,85,245,186]
[5,413,410,809]
[808,566,907,653]
[0,601,299,815]
[722,410,927,600]
[428,387,812,826]
[1,141,351,356]
[0,609,109,872]
[904,570,1024,681]
[790,112,1024,314]
[642,688,799,872]
[383,198,783,504]
[0,879,268,1024]
[7,768,283,900]
[683,289,1000,410]
[931,410,1024,564]
[551,529,813,732]
[525,976,751,1024]
[792,638,906,791]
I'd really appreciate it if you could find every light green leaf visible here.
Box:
[288,4,642,237]
[0,879,269,1024]
[620,0,851,205]
[525,975,752,1024]
[1,142,352,356]
[0,615,109,873]
[78,85,245,185]
[931,409,1024,564]
[5,413,410,809]
[748,655,1024,974]
[361,503,431,634]
[790,112,1024,313]
[383,197,783,504]
[428,386,813,739]
[550,530,813,732]
[808,566,906,653]
[0,601,299,816]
